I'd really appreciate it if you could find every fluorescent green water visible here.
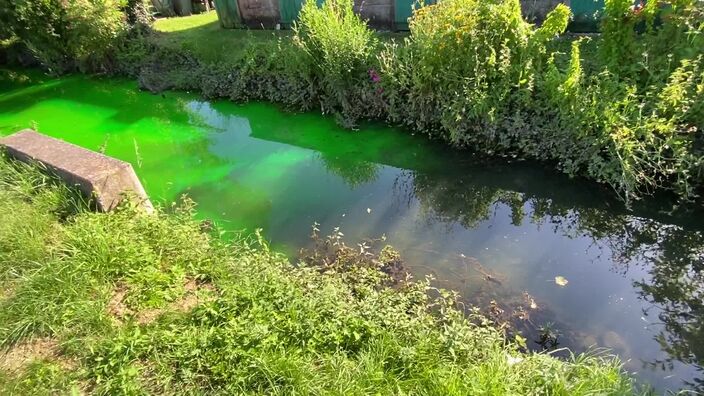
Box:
[1,69,703,393]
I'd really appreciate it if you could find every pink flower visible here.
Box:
[368,69,381,83]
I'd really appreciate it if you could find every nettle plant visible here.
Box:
[585,0,704,200]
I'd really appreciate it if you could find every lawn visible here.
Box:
[152,12,292,64]
[151,12,406,65]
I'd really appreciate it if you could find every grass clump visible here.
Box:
[294,0,381,125]
[0,155,640,394]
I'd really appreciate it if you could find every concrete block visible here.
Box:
[0,129,153,213]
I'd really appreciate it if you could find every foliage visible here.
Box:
[563,0,704,200]
[0,0,72,72]
[0,156,640,394]
[0,0,129,73]
[294,0,381,126]
[380,0,569,143]
[64,0,129,72]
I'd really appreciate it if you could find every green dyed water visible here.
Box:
[1,69,703,393]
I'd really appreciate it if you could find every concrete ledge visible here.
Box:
[0,129,153,213]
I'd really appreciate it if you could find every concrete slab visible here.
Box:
[0,129,153,213]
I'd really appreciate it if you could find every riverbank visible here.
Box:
[142,1,702,206]
[0,154,640,394]
[4,69,704,391]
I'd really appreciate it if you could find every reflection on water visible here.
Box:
[0,70,703,393]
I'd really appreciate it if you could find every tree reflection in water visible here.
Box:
[406,169,704,390]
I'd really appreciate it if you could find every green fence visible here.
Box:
[214,0,241,28]
[393,0,436,30]
[570,0,605,32]
[279,0,324,27]
[216,0,606,32]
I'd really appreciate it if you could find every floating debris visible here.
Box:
[457,254,505,285]
[366,208,372,214]
[522,292,538,310]
[554,276,569,287]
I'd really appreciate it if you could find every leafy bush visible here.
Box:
[294,0,381,126]
[64,0,128,71]
[380,0,570,145]
[1,0,128,73]
[374,0,703,202]
[562,0,704,200]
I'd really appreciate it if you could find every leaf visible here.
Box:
[554,276,569,287]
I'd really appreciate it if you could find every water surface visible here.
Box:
[1,70,702,393]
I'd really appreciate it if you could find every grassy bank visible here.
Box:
[0,155,641,394]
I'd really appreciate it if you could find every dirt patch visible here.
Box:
[107,283,132,325]
[134,359,165,393]
[137,279,216,325]
[135,308,163,326]
[173,278,215,313]
[0,338,59,373]
[0,280,17,303]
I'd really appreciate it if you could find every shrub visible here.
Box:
[294,0,381,126]
[577,0,704,200]
[1,0,128,73]
[64,0,128,72]
[380,0,570,145]
[601,0,704,85]
[376,0,703,202]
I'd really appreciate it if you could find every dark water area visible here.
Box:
[1,69,703,393]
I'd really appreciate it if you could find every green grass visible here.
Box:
[153,12,223,32]
[152,12,292,64]
[151,12,405,65]
[0,154,642,394]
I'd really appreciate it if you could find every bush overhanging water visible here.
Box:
[3,0,702,204]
